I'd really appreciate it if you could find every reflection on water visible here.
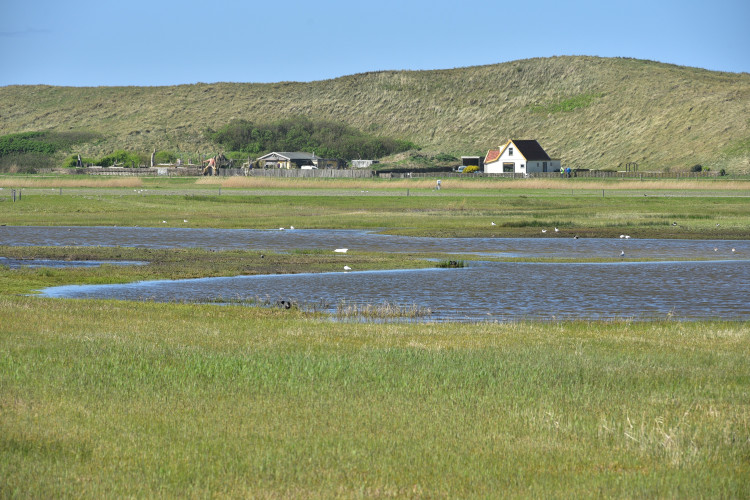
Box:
[40,260,750,322]
[2,225,749,260]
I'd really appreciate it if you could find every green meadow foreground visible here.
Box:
[2,298,748,497]
[1,176,749,497]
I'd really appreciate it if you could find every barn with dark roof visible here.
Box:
[484,140,561,174]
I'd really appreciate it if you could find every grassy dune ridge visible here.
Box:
[1,56,749,172]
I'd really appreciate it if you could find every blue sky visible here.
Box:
[1,0,748,87]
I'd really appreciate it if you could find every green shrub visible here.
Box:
[0,152,51,173]
[62,154,96,168]
[154,151,177,164]
[98,150,140,167]
[435,153,458,162]
[206,117,417,160]
[0,131,100,158]
[690,164,703,172]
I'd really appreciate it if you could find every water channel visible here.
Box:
[3,226,748,322]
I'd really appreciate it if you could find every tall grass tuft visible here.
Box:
[335,299,432,319]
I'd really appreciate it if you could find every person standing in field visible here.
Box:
[203,156,217,175]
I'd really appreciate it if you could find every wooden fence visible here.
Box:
[41,167,727,180]
[385,170,726,179]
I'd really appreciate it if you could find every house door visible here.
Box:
[503,163,514,173]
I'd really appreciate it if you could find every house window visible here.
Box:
[508,147,513,156]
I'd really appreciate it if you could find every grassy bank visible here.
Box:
[0,246,434,297]
[2,176,750,239]
[1,296,748,497]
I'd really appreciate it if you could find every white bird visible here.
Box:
[732,248,736,253]
[620,250,625,258]
[714,247,718,252]
[183,219,188,223]
[290,226,295,230]
[334,248,348,253]
[625,235,631,239]
[162,220,167,223]
[491,222,496,226]
[620,235,625,239]
[279,227,284,230]
[343,265,351,271]
[541,229,547,233]
[554,227,559,232]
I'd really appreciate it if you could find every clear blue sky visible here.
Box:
[2,0,748,87]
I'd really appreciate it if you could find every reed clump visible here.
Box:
[335,299,432,319]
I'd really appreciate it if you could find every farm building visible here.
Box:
[257,152,344,169]
[460,156,484,169]
[484,140,560,174]
[351,160,379,169]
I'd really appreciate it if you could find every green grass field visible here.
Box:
[2,175,750,239]
[1,176,749,498]
[2,298,748,498]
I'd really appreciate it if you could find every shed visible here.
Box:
[257,152,344,169]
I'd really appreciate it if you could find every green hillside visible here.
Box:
[1,56,749,172]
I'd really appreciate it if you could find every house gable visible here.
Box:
[511,140,551,161]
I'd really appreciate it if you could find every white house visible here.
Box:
[484,140,560,174]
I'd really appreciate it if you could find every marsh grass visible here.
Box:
[1,296,748,497]
[199,175,750,192]
[335,299,432,319]
[2,179,750,239]
[0,246,437,297]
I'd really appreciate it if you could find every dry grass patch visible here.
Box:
[0,177,143,188]
[200,176,750,192]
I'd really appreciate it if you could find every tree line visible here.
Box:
[205,117,417,160]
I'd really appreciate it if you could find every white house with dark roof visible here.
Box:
[484,140,560,174]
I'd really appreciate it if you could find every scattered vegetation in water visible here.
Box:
[436,259,465,268]
[335,299,431,319]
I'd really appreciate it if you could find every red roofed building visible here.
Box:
[484,140,560,175]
